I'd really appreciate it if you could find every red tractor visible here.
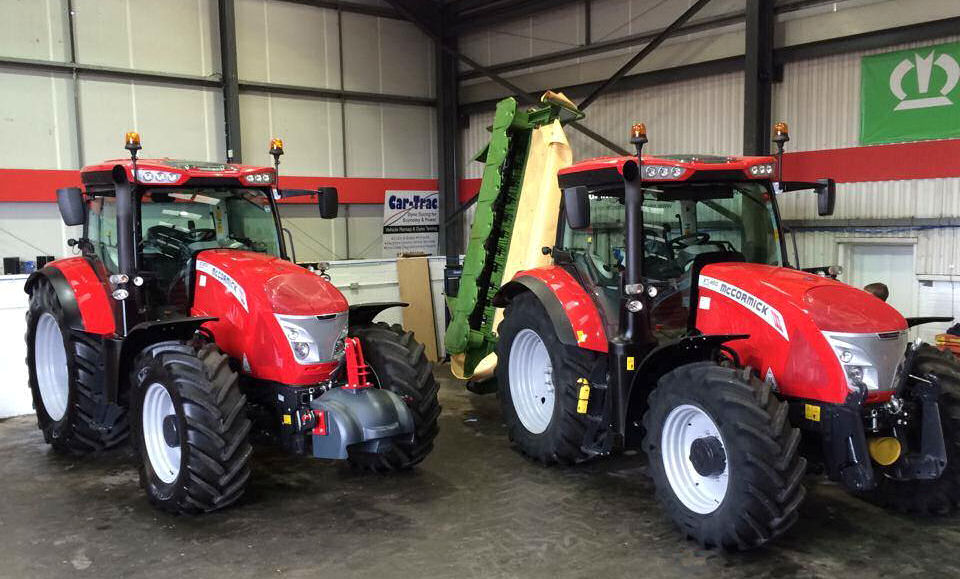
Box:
[493,123,960,549]
[25,133,439,514]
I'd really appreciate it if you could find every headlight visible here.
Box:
[136,169,181,183]
[244,173,274,184]
[276,318,320,364]
[749,163,775,176]
[825,335,878,392]
[642,165,686,180]
[274,312,348,365]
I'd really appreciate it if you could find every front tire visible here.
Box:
[643,363,807,550]
[25,276,128,454]
[131,341,252,514]
[866,344,960,514]
[347,322,440,472]
[495,292,598,465]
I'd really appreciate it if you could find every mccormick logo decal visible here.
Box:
[196,260,248,312]
[699,275,789,341]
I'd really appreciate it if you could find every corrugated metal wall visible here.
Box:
[460,71,744,178]
[0,0,437,263]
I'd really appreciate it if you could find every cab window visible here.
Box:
[86,196,120,273]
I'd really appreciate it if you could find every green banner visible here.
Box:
[861,41,960,145]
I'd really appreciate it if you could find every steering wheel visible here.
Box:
[670,232,710,250]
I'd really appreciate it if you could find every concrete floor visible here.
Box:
[2,367,960,578]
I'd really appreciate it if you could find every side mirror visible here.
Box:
[318,187,338,219]
[56,187,85,226]
[816,178,836,216]
[563,186,590,230]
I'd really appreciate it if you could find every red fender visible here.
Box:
[30,257,116,335]
[501,265,608,353]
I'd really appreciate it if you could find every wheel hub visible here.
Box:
[142,382,181,484]
[689,436,726,477]
[508,329,556,434]
[34,313,69,421]
[162,415,179,448]
[660,404,730,514]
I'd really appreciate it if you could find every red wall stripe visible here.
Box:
[3,138,960,205]
[781,138,960,184]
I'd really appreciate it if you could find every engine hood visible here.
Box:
[195,249,347,316]
[700,262,906,333]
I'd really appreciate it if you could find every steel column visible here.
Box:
[743,0,775,155]
[437,38,462,264]
[218,0,243,162]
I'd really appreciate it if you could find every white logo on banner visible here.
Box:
[890,50,960,111]
[196,260,248,311]
[699,275,789,341]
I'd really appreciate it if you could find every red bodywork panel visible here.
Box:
[696,263,907,404]
[191,249,348,385]
[46,257,116,335]
[80,159,275,187]
[557,154,777,183]
[512,266,608,353]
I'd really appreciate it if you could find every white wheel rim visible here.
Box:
[142,382,181,484]
[508,329,555,434]
[661,404,729,514]
[34,313,69,421]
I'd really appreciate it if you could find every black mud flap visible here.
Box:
[309,387,415,460]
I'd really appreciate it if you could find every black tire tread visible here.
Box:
[642,363,807,550]
[347,322,440,473]
[495,292,597,465]
[132,341,252,514]
[25,276,128,454]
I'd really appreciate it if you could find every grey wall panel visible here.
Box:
[382,103,436,178]
[277,203,348,261]
[73,0,220,76]
[345,203,385,258]
[341,12,380,93]
[344,102,436,178]
[342,12,435,98]
[0,0,69,61]
[236,0,340,88]
[79,78,224,164]
[239,92,345,175]
[0,69,77,169]
[378,17,434,98]
[343,102,383,177]
[0,202,73,260]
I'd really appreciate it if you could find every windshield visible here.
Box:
[562,181,782,281]
[140,188,281,259]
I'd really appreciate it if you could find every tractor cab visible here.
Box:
[58,134,337,323]
[556,152,791,341]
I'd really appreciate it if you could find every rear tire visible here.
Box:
[131,341,252,514]
[865,344,960,514]
[25,276,128,454]
[642,363,807,550]
[495,292,598,465]
[347,322,440,472]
